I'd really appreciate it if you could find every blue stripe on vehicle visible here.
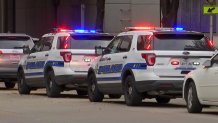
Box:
[45,61,64,67]
[26,60,64,69]
[97,77,121,81]
[122,63,147,70]
[98,63,147,74]
[175,67,196,70]
[25,72,44,76]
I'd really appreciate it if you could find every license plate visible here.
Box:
[10,55,20,61]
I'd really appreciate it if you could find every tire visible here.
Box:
[186,82,202,113]
[17,69,31,94]
[76,90,88,96]
[108,94,122,99]
[4,80,16,89]
[156,97,171,104]
[88,73,104,102]
[45,71,62,98]
[123,75,142,106]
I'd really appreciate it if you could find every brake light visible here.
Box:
[60,52,72,62]
[171,61,180,65]
[208,40,214,48]
[0,50,2,55]
[141,53,156,66]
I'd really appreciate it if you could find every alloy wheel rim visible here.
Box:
[188,87,193,109]
[91,83,96,92]
[127,81,132,95]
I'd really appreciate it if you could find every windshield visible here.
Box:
[0,36,34,49]
[153,34,214,51]
[57,35,114,49]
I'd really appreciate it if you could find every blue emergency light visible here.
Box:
[74,29,96,33]
[175,27,183,31]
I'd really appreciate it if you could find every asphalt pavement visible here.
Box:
[0,83,218,123]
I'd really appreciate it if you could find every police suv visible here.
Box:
[17,29,114,97]
[87,27,215,106]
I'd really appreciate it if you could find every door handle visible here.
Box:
[123,56,127,59]
[107,57,111,61]
[45,54,49,57]
[183,51,190,55]
[28,56,36,59]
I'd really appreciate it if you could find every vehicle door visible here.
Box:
[198,53,218,101]
[25,36,54,87]
[152,33,214,78]
[97,35,133,93]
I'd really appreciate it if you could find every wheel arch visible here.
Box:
[184,78,195,101]
[44,65,54,76]
[121,69,135,85]
[88,67,95,78]
[17,65,24,72]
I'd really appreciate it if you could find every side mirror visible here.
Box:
[95,46,104,56]
[23,46,31,54]
[32,38,39,44]
[203,60,212,68]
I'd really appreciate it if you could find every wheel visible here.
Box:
[108,94,122,99]
[186,82,202,113]
[4,80,16,89]
[156,97,171,104]
[88,73,104,102]
[17,69,31,94]
[45,71,62,98]
[123,75,142,106]
[76,90,87,96]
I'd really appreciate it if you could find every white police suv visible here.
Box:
[87,27,215,106]
[17,29,114,97]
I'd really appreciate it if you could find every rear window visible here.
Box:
[57,35,114,49]
[0,36,33,49]
[153,34,214,51]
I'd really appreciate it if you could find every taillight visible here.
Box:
[208,40,214,48]
[141,53,156,66]
[60,52,72,62]
[0,50,2,55]
[171,61,180,65]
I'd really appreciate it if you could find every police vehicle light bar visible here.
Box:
[53,28,97,33]
[125,26,184,31]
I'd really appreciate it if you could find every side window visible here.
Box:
[57,36,71,49]
[137,35,153,50]
[31,40,44,53]
[118,35,133,52]
[41,37,54,51]
[105,36,122,54]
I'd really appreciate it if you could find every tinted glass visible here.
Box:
[106,36,122,54]
[0,36,33,49]
[57,35,114,49]
[118,35,133,52]
[137,35,153,50]
[31,37,53,53]
[153,34,214,51]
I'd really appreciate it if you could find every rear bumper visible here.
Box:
[135,80,183,96]
[55,74,88,86]
[0,72,17,80]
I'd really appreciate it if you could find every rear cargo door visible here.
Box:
[0,49,23,73]
[153,33,215,77]
[57,34,113,73]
